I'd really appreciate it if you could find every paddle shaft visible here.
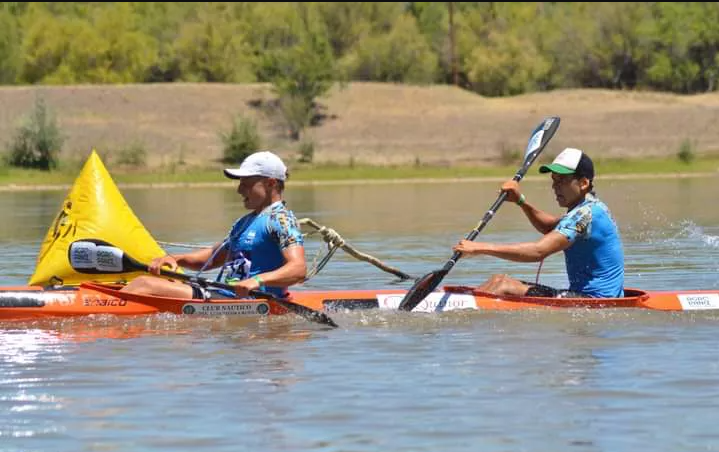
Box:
[442,188,513,273]
[125,257,257,296]
[435,118,558,274]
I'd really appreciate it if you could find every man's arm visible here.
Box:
[173,243,228,270]
[453,231,572,263]
[518,200,561,234]
[499,180,560,234]
[149,242,228,274]
[252,245,307,287]
[230,245,307,297]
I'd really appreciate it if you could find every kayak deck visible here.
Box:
[1,281,718,321]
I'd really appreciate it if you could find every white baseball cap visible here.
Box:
[224,151,288,181]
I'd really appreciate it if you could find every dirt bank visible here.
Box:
[1,82,719,168]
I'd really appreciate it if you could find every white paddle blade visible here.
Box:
[95,245,125,273]
[525,129,545,158]
[69,241,98,270]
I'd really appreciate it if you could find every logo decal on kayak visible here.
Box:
[376,293,477,312]
[181,302,270,316]
[81,295,127,307]
[678,293,719,310]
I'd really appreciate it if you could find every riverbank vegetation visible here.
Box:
[2,2,719,181]
[3,3,718,95]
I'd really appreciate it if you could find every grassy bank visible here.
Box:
[0,155,718,189]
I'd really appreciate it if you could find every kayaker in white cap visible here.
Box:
[453,147,625,299]
[120,150,307,300]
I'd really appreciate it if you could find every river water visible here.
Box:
[1,176,719,452]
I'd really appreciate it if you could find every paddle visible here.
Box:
[67,239,339,328]
[397,116,562,312]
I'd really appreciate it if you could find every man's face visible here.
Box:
[551,173,586,208]
[237,176,273,210]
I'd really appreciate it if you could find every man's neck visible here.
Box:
[567,194,587,211]
[253,195,283,214]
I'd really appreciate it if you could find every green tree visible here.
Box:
[644,2,719,93]
[466,30,551,96]
[341,13,438,84]
[407,2,450,80]
[457,2,550,95]
[535,2,598,89]
[17,7,73,84]
[173,2,255,83]
[316,2,405,58]
[19,3,157,84]
[256,3,336,140]
[0,8,20,83]
[130,2,199,82]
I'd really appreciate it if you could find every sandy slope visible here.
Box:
[1,82,719,167]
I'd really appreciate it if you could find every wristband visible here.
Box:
[517,194,526,206]
[252,275,264,288]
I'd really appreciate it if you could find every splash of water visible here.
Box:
[677,220,719,248]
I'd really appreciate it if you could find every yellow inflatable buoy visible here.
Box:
[28,149,167,287]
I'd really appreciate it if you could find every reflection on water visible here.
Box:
[1,177,719,451]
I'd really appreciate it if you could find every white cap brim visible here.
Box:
[223,168,252,180]
[223,151,288,181]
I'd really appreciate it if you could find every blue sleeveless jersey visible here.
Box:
[220,201,304,297]
[554,194,624,298]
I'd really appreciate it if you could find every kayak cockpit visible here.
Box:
[442,285,650,308]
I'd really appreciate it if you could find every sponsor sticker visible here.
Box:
[69,241,96,269]
[376,293,477,312]
[678,293,719,310]
[181,302,270,316]
[82,295,127,307]
[95,246,124,272]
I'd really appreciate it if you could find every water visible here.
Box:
[1,176,719,451]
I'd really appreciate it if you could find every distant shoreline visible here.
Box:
[0,171,715,192]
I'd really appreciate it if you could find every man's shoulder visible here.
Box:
[267,201,299,220]
[266,201,304,248]
[568,194,614,218]
[586,194,619,221]
[265,201,302,232]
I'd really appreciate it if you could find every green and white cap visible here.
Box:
[539,148,594,180]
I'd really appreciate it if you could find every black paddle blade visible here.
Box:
[397,269,448,312]
[281,299,339,328]
[250,289,338,328]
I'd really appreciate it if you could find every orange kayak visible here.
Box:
[1,281,718,321]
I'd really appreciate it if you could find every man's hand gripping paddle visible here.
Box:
[397,116,561,312]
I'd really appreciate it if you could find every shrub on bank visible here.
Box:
[5,97,64,170]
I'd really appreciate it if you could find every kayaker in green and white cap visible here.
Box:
[453,147,625,299]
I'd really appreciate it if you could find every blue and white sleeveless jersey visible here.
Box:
[554,193,624,298]
[221,201,304,297]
